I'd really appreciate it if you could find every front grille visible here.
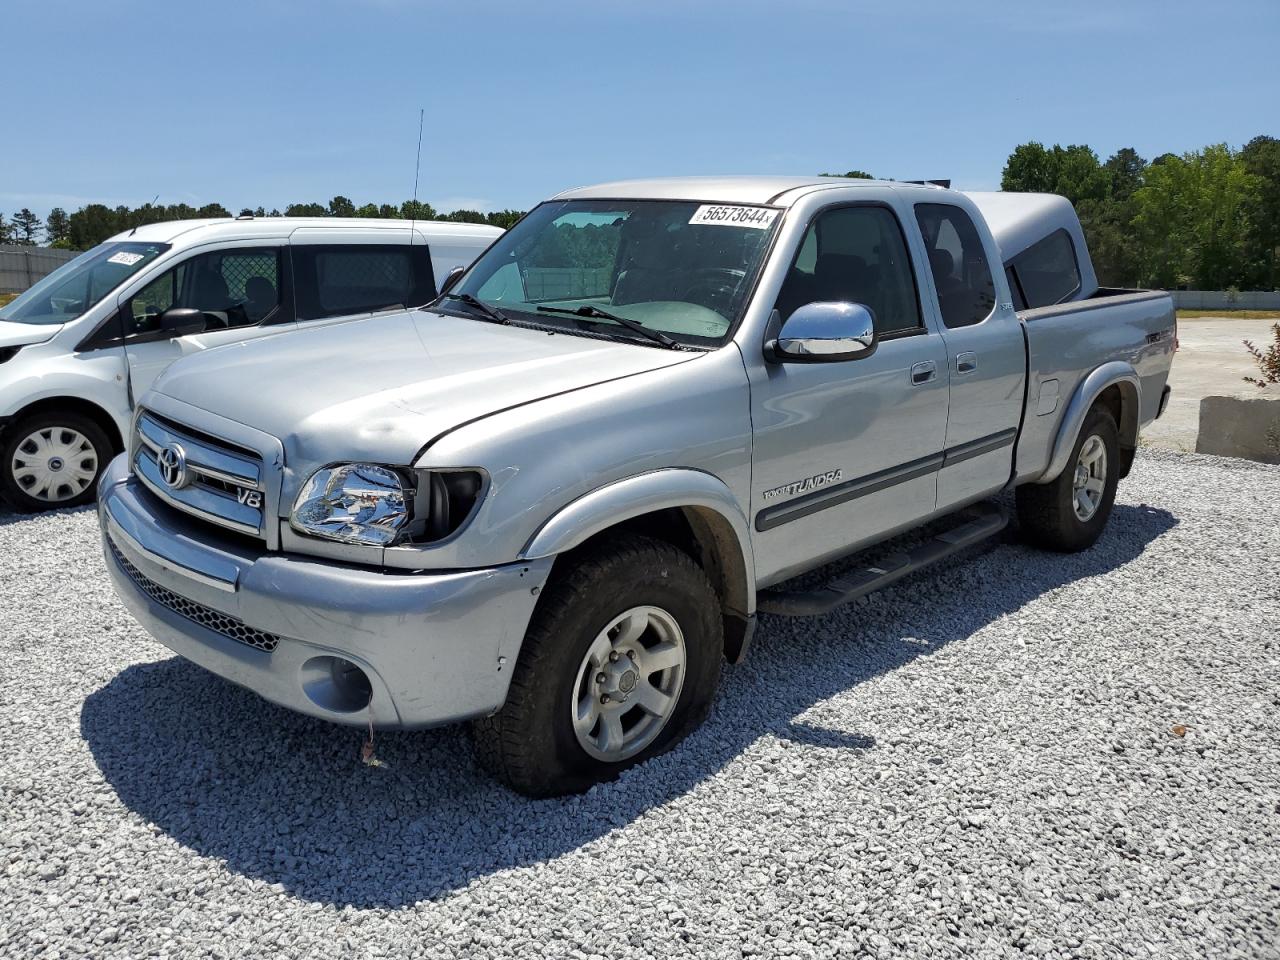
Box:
[133,411,267,540]
[108,535,280,653]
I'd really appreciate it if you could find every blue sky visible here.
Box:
[3,0,1277,220]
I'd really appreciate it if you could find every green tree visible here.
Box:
[1134,145,1263,289]
[0,212,11,244]
[486,209,524,229]
[195,203,231,219]
[285,202,327,217]
[68,204,123,248]
[1241,135,1280,288]
[819,170,874,179]
[328,196,356,217]
[442,209,488,224]
[354,203,381,218]
[399,199,437,220]
[1002,142,1107,205]
[1105,147,1146,201]
[12,208,42,245]
[1001,142,1057,193]
[45,207,70,245]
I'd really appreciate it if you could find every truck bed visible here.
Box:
[1014,288,1176,483]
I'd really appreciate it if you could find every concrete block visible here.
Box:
[1196,388,1280,464]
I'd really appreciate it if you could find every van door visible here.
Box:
[748,202,951,585]
[288,228,434,330]
[912,202,1026,512]
[120,242,294,401]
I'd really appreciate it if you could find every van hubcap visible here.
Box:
[571,605,687,763]
[1072,434,1107,521]
[10,426,98,503]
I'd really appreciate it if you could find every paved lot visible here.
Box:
[2,451,1278,959]
[1143,317,1278,453]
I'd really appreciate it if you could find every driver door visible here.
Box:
[120,243,292,401]
[747,202,951,585]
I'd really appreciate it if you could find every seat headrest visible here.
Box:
[929,248,954,279]
[245,275,276,304]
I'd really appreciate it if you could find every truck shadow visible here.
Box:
[80,502,1176,908]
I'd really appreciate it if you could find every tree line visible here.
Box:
[1000,136,1279,291]
[4,137,1278,291]
[0,198,525,251]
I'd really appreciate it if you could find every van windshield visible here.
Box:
[446,199,780,346]
[0,241,170,326]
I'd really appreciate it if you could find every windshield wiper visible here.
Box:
[536,304,681,349]
[440,293,511,325]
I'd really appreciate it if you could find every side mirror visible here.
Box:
[439,266,466,296]
[158,307,206,337]
[766,302,877,363]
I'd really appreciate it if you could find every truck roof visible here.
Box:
[105,217,503,246]
[554,176,900,207]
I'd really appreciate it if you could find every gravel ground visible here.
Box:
[2,449,1278,959]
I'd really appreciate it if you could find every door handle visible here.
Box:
[910,361,937,385]
[956,352,978,374]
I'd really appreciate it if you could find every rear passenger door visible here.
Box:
[289,232,436,329]
[912,202,1026,511]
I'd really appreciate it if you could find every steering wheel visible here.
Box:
[680,268,747,314]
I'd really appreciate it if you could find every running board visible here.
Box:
[756,505,1009,617]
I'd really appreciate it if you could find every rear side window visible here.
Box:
[775,205,923,337]
[914,203,996,328]
[1007,229,1081,308]
[292,244,435,320]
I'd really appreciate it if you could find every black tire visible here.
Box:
[473,534,723,797]
[1,412,113,511]
[1016,406,1120,552]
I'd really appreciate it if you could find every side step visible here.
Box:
[756,504,1009,617]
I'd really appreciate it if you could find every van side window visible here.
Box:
[292,245,434,321]
[1007,229,1081,308]
[126,248,281,337]
[914,204,996,328]
[775,205,923,337]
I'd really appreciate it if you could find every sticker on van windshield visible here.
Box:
[107,252,145,266]
[688,205,779,229]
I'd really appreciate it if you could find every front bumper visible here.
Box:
[97,455,553,728]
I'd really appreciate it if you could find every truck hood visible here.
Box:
[149,308,698,468]
[0,321,63,349]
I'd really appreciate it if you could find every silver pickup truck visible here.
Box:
[97,177,1175,796]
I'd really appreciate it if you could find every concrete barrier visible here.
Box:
[1196,388,1280,464]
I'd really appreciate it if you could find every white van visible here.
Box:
[0,217,501,510]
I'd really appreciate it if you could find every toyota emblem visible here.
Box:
[157,443,190,489]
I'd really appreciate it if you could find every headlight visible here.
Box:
[290,463,411,546]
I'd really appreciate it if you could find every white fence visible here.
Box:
[0,245,80,294]
[1171,289,1280,311]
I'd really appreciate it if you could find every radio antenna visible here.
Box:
[409,108,425,239]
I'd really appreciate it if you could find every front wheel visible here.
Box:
[473,534,723,797]
[1,413,113,511]
[1016,406,1120,552]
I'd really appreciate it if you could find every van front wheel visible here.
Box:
[473,534,722,797]
[1,413,112,511]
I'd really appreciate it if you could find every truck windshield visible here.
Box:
[445,199,780,346]
[0,241,170,326]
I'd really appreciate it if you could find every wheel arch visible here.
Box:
[520,470,758,664]
[1,396,125,454]
[1037,361,1140,484]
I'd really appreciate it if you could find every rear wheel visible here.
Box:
[473,534,722,797]
[1016,406,1120,552]
[1,413,112,511]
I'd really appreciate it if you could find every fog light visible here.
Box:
[300,655,373,713]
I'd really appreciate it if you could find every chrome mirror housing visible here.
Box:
[767,302,877,363]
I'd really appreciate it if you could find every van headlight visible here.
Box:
[290,463,411,546]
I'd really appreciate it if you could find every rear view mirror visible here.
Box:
[439,266,466,296]
[158,307,206,337]
[766,302,877,363]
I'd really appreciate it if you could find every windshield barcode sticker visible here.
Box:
[689,205,779,229]
[107,252,145,266]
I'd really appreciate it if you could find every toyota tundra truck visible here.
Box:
[97,177,1176,796]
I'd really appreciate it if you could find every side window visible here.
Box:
[1007,229,1080,308]
[775,205,923,337]
[914,203,996,328]
[293,245,430,320]
[125,247,281,337]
